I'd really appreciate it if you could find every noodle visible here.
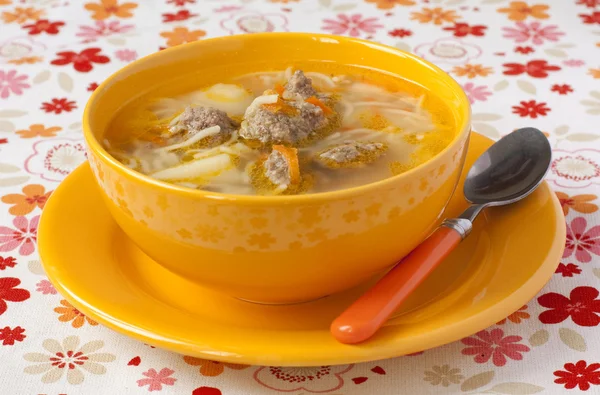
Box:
[160,126,221,152]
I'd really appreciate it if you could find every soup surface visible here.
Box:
[104,64,456,195]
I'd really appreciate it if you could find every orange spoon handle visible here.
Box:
[331,225,463,344]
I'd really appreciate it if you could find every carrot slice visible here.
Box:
[263,97,298,116]
[138,133,167,146]
[272,145,300,185]
[274,83,285,96]
[305,96,333,115]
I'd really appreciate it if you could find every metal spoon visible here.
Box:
[331,127,552,344]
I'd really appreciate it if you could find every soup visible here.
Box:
[104,65,455,195]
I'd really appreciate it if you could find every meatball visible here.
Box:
[170,106,238,147]
[284,70,318,99]
[264,149,291,187]
[240,97,328,145]
[317,141,387,168]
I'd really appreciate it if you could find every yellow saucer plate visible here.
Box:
[39,133,565,366]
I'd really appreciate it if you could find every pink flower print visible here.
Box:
[220,11,288,34]
[137,368,176,392]
[215,5,242,13]
[0,70,30,99]
[414,38,482,66]
[548,149,600,188]
[114,49,137,62]
[502,22,564,45]
[462,82,491,104]
[564,59,585,67]
[36,279,57,295]
[322,14,384,37]
[0,215,39,256]
[563,217,600,263]
[76,20,134,41]
[461,328,530,367]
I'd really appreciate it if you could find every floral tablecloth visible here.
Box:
[1,0,600,394]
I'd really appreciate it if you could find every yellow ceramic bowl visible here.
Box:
[83,33,471,304]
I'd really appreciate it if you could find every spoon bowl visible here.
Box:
[465,128,552,206]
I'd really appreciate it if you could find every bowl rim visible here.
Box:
[83,32,471,203]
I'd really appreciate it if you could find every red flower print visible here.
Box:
[22,19,64,35]
[193,387,222,395]
[167,0,195,5]
[551,84,573,95]
[556,263,581,277]
[0,326,26,345]
[564,217,600,263]
[538,286,600,326]
[512,100,550,118]
[0,256,17,270]
[0,278,30,316]
[461,328,530,367]
[51,48,110,73]
[41,98,77,114]
[322,14,384,37]
[503,60,561,78]
[388,28,412,37]
[137,368,177,391]
[87,82,99,92]
[554,361,600,391]
[36,279,57,295]
[515,45,534,54]
[0,215,39,256]
[580,11,600,24]
[577,0,599,7]
[443,22,487,37]
[0,138,7,145]
[162,10,197,22]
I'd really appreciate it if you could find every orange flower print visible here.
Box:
[306,227,329,242]
[497,1,549,21]
[410,7,460,25]
[84,0,137,20]
[1,184,52,215]
[452,64,493,78]
[0,0,12,5]
[183,356,248,376]
[54,299,98,328]
[16,124,62,139]
[1,6,44,24]
[589,68,600,79]
[366,0,415,9]
[496,305,530,324]
[248,232,276,249]
[298,207,322,226]
[176,228,192,239]
[195,224,225,242]
[7,56,43,65]
[160,27,206,47]
[556,192,598,215]
[343,210,360,223]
